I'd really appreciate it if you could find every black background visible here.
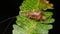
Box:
[0,0,59,34]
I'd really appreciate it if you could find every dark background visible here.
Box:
[0,0,59,34]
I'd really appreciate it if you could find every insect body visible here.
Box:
[28,10,47,21]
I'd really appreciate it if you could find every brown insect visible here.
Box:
[27,10,47,21]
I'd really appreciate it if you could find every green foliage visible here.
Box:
[20,0,53,11]
[43,11,53,17]
[43,18,55,23]
[20,0,38,11]
[13,0,55,34]
[13,24,27,34]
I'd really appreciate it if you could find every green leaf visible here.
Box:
[13,24,27,34]
[37,23,53,30]
[43,18,55,23]
[13,0,54,34]
[20,0,38,10]
[43,11,53,18]
[35,24,49,34]
[38,3,48,10]
[30,23,53,34]
[16,16,27,26]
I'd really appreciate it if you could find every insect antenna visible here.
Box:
[2,16,16,34]
[0,16,16,23]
